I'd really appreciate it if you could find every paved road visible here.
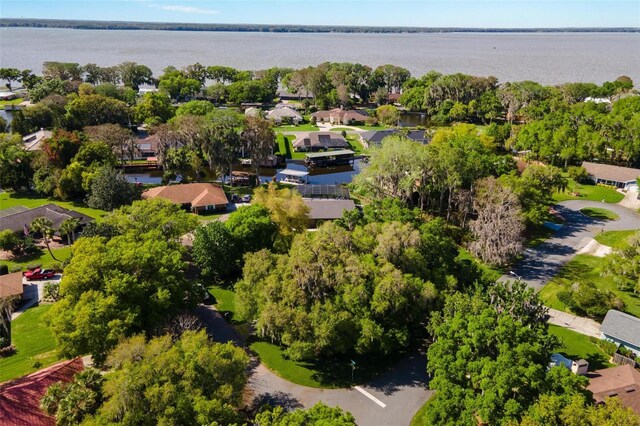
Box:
[195,304,432,426]
[502,200,640,291]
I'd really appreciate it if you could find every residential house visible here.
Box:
[244,107,262,117]
[1,204,93,237]
[0,358,84,425]
[360,129,430,148]
[312,108,369,125]
[142,183,229,214]
[582,162,639,191]
[266,105,303,125]
[134,131,160,160]
[303,199,356,228]
[600,309,640,356]
[296,184,350,200]
[22,129,52,152]
[0,272,24,301]
[587,364,640,415]
[293,132,349,152]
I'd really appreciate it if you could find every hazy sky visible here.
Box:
[2,0,639,28]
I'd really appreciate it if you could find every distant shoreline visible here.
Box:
[1,18,639,34]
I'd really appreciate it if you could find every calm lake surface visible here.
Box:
[2,28,639,85]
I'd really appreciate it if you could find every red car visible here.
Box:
[24,268,56,281]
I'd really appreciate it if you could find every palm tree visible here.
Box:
[58,218,80,246]
[30,217,57,261]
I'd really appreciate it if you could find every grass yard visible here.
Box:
[0,304,61,383]
[274,123,319,132]
[553,178,624,203]
[0,97,24,106]
[410,400,430,426]
[1,247,71,271]
[345,135,368,155]
[0,191,107,219]
[579,207,619,221]
[548,325,612,370]
[456,247,504,282]
[275,133,306,160]
[595,230,637,249]
[538,254,640,318]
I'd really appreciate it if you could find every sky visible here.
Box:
[1,0,639,28]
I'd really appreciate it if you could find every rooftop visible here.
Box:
[582,161,640,184]
[304,199,356,220]
[142,183,228,208]
[587,364,640,415]
[293,132,349,150]
[0,358,84,426]
[305,149,355,159]
[278,168,309,177]
[0,272,24,299]
[1,204,93,235]
[601,309,640,348]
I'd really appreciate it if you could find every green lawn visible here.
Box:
[0,191,107,219]
[411,400,430,426]
[0,304,61,383]
[553,178,624,203]
[579,207,619,221]
[275,133,306,160]
[594,230,637,249]
[0,97,24,106]
[548,325,612,370]
[345,135,368,155]
[538,254,640,318]
[456,247,504,282]
[1,247,71,271]
[274,123,319,132]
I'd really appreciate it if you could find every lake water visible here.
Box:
[1,28,639,85]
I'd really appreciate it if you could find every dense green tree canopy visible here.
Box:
[255,402,356,426]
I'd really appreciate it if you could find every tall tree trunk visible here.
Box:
[44,237,58,261]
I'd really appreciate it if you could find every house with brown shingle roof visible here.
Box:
[582,161,639,191]
[0,358,84,425]
[142,183,228,214]
[0,272,24,300]
[312,108,369,125]
[587,364,640,416]
[292,132,349,152]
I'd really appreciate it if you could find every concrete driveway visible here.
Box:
[502,200,640,291]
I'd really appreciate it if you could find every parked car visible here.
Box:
[24,268,56,281]
[241,194,252,203]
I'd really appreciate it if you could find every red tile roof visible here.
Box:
[0,358,84,426]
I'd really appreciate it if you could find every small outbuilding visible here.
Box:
[600,309,640,356]
[582,161,639,191]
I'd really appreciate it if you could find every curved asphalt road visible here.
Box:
[502,200,640,291]
[195,305,432,426]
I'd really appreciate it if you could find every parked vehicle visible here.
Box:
[24,268,56,281]
[241,194,252,203]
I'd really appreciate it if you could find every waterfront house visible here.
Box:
[293,132,349,152]
[582,162,639,191]
[142,183,229,214]
[600,309,640,356]
[312,108,369,125]
[587,364,640,415]
[266,105,303,124]
[304,149,355,167]
[360,129,429,148]
[303,199,356,228]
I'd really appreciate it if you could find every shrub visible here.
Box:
[0,264,8,275]
[596,339,617,356]
[559,282,623,320]
[9,265,22,273]
[568,166,591,184]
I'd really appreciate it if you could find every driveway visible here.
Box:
[502,200,640,291]
[195,304,432,426]
[12,273,62,320]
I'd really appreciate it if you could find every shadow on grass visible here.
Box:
[554,347,611,371]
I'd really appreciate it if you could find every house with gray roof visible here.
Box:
[601,309,640,356]
[266,105,302,124]
[1,204,93,237]
[582,161,639,191]
[360,129,430,148]
[293,132,349,152]
[303,199,356,228]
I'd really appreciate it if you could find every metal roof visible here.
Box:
[296,185,350,199]
[601,309,640,347]
[278,169,309,177]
